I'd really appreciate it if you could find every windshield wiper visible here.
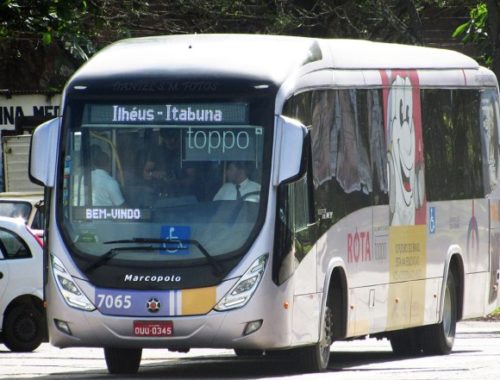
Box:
[83,245,155,274]
[101,237,224,276]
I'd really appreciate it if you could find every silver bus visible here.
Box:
[30,35,500,374]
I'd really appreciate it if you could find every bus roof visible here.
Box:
[324,39,479,70]
[69,34,480,88]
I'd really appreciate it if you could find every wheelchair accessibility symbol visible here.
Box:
[160,225,191,254]
[429,207,436,234]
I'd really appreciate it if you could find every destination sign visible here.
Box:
[83,103,248,125]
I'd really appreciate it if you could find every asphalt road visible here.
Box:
[1,320,499,379]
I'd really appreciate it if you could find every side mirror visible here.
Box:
[273,115,307,186]
[29,117,61,188]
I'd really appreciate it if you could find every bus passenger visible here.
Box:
[92,149,125,206]
[143,129,180,189]
[213,161,260,202]
[142,129,200,199]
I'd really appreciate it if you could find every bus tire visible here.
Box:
[3,304,44,352]
[104,347,142,374]
[294,305,333,372]
[389,328,421,356]
[234,349,263,356]
[421,271,457,355]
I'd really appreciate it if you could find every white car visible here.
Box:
[0,192,44,232]
[0,216,45,352]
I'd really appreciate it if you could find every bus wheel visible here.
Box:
[3,304,44,352]
[389,328,421,356]
[421,271,457,355]
[234,349,263,356]
[104,347,142,374]
[295,305,333,372]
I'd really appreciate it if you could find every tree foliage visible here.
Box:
[453,2,491,66]
[453,1,500,78]
[0,0,493,90]
[0,1,434,61]
[0,0,97,60]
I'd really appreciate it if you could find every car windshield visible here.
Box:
[0,201,32,223]
[60,101,269,267]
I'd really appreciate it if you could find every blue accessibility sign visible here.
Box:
[429,207,436,234]
[160,225,191,254]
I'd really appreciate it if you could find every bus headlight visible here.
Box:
[215,254,268,311]
[51,255,95,311]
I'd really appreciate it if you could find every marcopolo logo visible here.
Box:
[123,274,182,283]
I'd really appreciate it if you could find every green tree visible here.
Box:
[0,0,97,60]
[0,0,435,60]
[0,0,151,89]
[0,0,479,90]
[453,1,500,78]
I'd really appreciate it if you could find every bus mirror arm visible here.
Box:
[29,117,61,188]
[273,115,307,186]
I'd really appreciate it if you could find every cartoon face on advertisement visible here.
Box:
[385,74,425,226]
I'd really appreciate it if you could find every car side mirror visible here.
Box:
[29,117,61,188]
[273,115,307,186]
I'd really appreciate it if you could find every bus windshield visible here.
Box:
[60,101,267,274]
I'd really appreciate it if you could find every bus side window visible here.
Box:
[273,136,315,285]
[274,179,316,284]
[309,89,382,234]
[273,184,294,285]
[422,89,483,201]
[480,89,500,197]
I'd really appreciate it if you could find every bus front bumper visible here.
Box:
[47,283,293,350]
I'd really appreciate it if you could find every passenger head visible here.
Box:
[92,148,110,171]
[160,129,179,150]
[226,161,249,185]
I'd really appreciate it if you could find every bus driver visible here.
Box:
[213,161,260,202]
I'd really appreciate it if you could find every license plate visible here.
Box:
[133,321,173,337]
